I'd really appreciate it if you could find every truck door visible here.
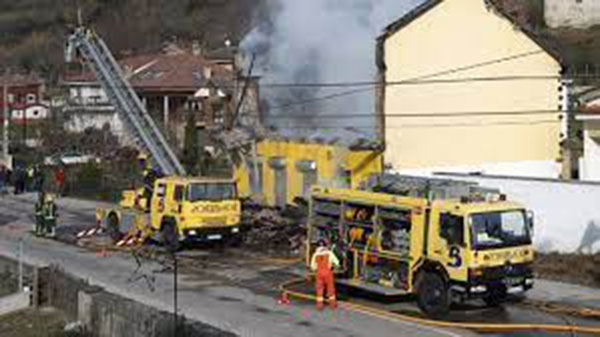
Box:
[171,185,184,214]
[430,209,468,282]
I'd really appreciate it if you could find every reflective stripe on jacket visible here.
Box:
[310,247,340,272]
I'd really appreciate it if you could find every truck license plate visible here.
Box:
[502,277,523,285]
[208,234,222,240]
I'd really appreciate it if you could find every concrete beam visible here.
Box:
[163,95,169,127]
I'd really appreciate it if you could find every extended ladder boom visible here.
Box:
[66,28,186,176]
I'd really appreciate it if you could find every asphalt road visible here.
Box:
[0,193,471,337]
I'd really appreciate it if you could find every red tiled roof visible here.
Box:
[0,72,44,87]
[63,50,235,93]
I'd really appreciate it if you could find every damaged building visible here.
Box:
[234,137,384,208]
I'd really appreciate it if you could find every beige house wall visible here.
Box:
[383,0,562,175]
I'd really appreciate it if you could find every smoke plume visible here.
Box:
[241,0,425,139]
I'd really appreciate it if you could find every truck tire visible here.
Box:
[107,213,121,243]
[161,220,180,252]
[416,272,450,318]
[483,285,507,307]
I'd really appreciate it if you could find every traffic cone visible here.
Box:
[277,291,290,305]
[96,247,109,258]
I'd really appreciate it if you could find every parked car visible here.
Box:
[44,152,101,166]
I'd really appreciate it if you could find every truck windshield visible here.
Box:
[188,183,236,201]
[470,210,531,250]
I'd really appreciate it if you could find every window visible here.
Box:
[337,169,351,188]
[26,94,36,103]
[156,184,166,198]
[248,161,263,194]
[440,213,464,246]
[379,208,411,254]
[188,183,236,201]
[303,170,318,196]
[7,94,14,103]
[174,185,184,201]
[33,110,39,116]
[296,160,317,196]
[470,210,531,250]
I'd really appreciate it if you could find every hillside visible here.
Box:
[0,0,264,81]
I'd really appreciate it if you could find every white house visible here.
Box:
[11,103,50,121]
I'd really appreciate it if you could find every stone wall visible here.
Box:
[45,266,235,337]
[0,256,236,337]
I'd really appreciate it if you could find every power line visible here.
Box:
[265,87,374,111]
[261,50,556,112]
[267,109,564,119]
[271,119,560,129]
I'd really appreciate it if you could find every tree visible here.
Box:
[182,111,199,176]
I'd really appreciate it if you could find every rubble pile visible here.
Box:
[534,252,600,288]
[241,200,307,256]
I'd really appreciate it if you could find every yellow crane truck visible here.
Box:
[66,27,242,249]
[305,177,534,317]
[104,177,241,249]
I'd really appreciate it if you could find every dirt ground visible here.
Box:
[534,252,600,288]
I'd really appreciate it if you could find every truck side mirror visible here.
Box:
[526,210,534,235]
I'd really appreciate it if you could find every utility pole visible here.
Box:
[173,253,178,337]
[2,68,10,165]
[560,79,576,180]
[18,238,23,292]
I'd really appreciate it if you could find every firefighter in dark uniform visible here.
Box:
[42,193,58,237]
[34,191,46,236]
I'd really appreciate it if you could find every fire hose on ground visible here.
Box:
[278,277,600,334]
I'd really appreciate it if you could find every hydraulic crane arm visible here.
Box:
[66,27,186,176]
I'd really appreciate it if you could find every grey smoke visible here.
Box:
[241,0,425,139]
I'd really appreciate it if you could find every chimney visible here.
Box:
[203,66,212,80]
[192,40,202,56]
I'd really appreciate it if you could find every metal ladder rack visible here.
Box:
[66,28,186,176]
[364,174,500,200]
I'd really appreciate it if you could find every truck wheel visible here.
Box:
[416,272,450,318]
[483,285,507,307]
[107,213,121,242]
[161,221,180,252]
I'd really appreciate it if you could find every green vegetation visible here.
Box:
[183,111,199,175]
[0,0,263,80]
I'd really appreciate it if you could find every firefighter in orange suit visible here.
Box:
[310,239,340,310]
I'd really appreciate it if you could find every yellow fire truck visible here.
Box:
[103,177,242,249]
[66,27,242,250]
[306,177,534,317]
